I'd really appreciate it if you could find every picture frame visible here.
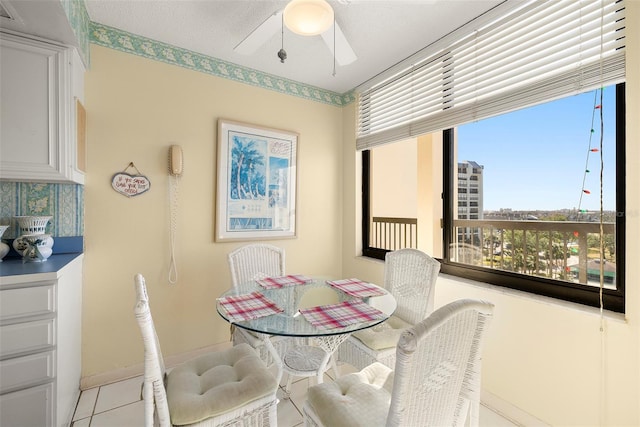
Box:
[216,119,298,242]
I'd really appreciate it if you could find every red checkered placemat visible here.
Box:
[255,274,313,289]
[217,292,283,323]
[299,300,387,330]
[326,278,386,298]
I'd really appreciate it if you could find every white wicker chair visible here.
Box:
[338,248,440,370]
[227,243,292,367]
[303,299,494,427]
[134,274,278,427]
[228,244,286,286]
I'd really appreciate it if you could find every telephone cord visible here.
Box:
[169,175,180,284]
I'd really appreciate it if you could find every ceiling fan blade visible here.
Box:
[234,10,283,55]
[321,21,357,66]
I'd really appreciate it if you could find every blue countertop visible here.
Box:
[0,236,83,278]
[0,253,83,277]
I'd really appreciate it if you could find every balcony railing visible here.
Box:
[370,217,418,251]
[451,219,616,287]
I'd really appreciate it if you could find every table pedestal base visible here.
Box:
[272,334,348,398]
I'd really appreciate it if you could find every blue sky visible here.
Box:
[458,86,617,212]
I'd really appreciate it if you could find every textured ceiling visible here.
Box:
[84,0,504,94]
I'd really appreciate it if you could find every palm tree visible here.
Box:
[231,137,265,200]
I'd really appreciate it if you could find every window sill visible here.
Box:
[438,273,627,323]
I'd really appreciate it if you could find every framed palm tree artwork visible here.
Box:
[216,119,298,241]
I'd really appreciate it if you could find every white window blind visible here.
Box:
[356,0,626,150]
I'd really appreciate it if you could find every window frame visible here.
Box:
[361,149,388,260]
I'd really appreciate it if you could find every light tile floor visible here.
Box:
[72,364,521,426]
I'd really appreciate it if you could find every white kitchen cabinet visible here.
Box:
[0,30,85,184]
[0,383,55,427]
[0,254,84,427]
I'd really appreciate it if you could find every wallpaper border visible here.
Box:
[61,0,90,66]
[89,22,356,107]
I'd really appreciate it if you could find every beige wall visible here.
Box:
[371,138,417,218]
[82,3,640,424]
[342,3,640,426]
[83,45,344,378]
[370,135,442,255]
[416,133,443,257]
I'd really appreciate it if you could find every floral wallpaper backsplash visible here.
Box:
[0,182,83,238]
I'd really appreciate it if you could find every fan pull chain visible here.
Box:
[332,18,336,76]
[278,13,287,63]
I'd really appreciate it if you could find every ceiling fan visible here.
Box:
[233,0,357,66]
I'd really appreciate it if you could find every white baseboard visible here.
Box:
[481,389,550,427]
[80,341,233,390]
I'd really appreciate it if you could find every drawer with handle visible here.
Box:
[0,318,55,359]
[0,382,54,427]
[0,282,55,321]
[0,350,55,394]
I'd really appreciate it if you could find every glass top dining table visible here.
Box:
[216,277,397,338]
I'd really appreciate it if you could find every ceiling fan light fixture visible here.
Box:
[283,0,334,36]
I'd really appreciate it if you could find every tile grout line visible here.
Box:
[88,386,100,424]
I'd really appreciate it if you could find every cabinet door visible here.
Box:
[0,318,55,358]
[0,32,70,183]
[0,282,55,321]
[0,382,54,427]
[0,350,55,394]
[68,47,86,184]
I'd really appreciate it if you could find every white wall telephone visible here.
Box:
[168,145,183,284]
[169,145,183,176]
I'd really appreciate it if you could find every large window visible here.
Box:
[358,0,626,312]
[442,84,625,313]
[362,84,625,312]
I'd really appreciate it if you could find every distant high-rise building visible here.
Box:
[457,160,484,246]
[457,160,484,219]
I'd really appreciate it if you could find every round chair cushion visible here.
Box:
[351,315,412,350]
[166,343,276,425]
[305,362,394,427]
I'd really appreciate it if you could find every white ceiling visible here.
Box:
[0,0,504,94]
[0,0,79,45]
[83,0,503,94]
